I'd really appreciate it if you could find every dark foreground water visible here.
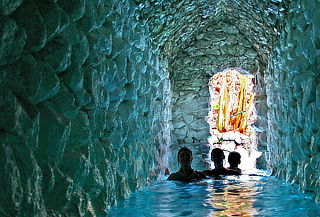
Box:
[108,171,320,217]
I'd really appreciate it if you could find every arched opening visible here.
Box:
[206,68,261,172]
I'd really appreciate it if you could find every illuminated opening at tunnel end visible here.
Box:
[206,68,261,172]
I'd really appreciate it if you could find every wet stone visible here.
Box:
[0,17,26,66]
[12,0,46,52]
[57,0,85,22]
[0,0,23,15]
[48,43,72,72]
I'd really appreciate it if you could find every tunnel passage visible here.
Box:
[139,0,282,171]
[0,0,320,216]
[139,0,320,203]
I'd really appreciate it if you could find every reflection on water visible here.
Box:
[108,171,320,217]
[205,178,260,216]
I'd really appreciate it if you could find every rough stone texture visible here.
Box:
[265,0,320,203]
[1,0,320,215]
[0,0,171,216]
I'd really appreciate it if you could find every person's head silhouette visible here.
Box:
[167,147,206,181]
[211,148,225,169]
[178,147,193,167]
[228,151,241,171]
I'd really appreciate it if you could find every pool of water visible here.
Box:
[108,171,320,217]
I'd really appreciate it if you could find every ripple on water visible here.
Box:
[108,171,320,217]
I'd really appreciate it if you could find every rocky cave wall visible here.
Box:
[0,0,171,216]
[265,0,320,202]
[1,0,320,216]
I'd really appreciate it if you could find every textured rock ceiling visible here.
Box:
[136,0,285,70]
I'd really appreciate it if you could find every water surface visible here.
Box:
[108,171,320,217]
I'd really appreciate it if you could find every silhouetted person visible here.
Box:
[203,148,241,177]
[168,147,207,182]
[228,151,241,173]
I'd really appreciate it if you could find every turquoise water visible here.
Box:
[108,171,320,217]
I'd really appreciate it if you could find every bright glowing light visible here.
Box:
[207,68,259,172]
